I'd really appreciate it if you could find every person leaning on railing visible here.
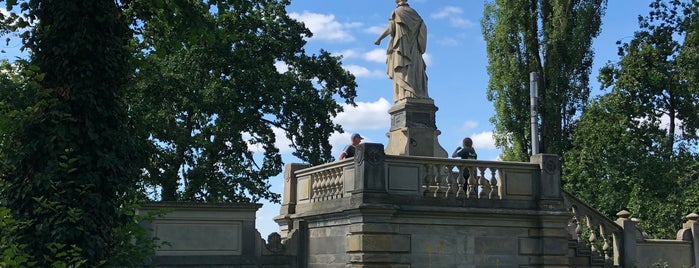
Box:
[338,133,364,160]
[452,137,477,160]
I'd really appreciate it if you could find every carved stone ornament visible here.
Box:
[265,232,285,253]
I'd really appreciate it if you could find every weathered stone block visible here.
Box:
[347,233,411,252]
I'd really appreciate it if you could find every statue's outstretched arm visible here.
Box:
[374,19,394,45]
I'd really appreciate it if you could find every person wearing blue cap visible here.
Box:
[339,133,364,160]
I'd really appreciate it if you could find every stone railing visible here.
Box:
[395,155,538,200]
[382,154,543,201]
[563,191,699,267]
[563,191,623,266]
[294,160,351,203]
[280,143,556,214]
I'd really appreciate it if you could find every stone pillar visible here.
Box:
[276,163,309,238]
[385,98,447,157]
[614,210,638,267]
[353,143,387,193]
[691,213,699,267]
[530,154,562,200]
[677,213,699,266]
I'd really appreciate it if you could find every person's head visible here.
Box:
[462,137,473,148]
[351,133,364,145]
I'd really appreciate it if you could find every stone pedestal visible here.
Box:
[385,98,447,157]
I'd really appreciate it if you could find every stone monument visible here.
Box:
[374,0,447,157]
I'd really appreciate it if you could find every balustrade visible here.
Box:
[421,160,503,200]
[310,165,344,202]
[564,191,622,265]
[292,154,539,204]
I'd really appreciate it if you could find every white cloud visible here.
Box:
[431,6,463,19]
[430,6,476,28]
[364,48,386,63]
[437,37,460,46]
[272,127,294,153]
[289,11,358,42]
[332,49,361,59]
[365,25,386,35]
[1,7,9,17]
[273,61,288,73]
[243,127,294,153]
[334,98,391,130]
[423,53,432,66]
[471,131,496,150]
[460,121,479,131]
[329,132,353,154]
[656,113,697,140]
[449,17,476,28]
[344,64,385,78]
[245,99,391,156]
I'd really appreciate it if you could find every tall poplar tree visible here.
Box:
[482,0,607,161]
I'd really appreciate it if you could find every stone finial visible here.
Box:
[686,212,699,223]
[616,210,631,220]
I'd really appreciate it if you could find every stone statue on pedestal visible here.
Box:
[374,0,428,103]
[375,0,446,158]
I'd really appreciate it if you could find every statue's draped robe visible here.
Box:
[386,4,428,102]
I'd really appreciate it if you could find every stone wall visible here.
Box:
[137,202,301,267]
[137,143,699,267]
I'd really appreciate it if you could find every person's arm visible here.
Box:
[451,147,461,158]
[339,151,347,160]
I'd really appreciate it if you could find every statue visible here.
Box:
[375,0,428,103]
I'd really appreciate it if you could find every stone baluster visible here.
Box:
[321,170,329,201]
[478,167,489,199]
[422,163,432,196]
[571,207,583,242]
[489,168,499,199]
[332,168,342,199]
[600,224,612,264]
[317,171,325,201]
[444,165,455,198]
[586,216,599,253]
[466,167,477,198]
[311,173,319,202]
[456,165,466,198]
[433,164,443,198]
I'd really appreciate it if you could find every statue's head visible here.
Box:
[395,0,407,5]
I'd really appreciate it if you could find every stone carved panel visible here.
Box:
[504,171,533,197]
[388,165,420,193]
[155,222,242,256]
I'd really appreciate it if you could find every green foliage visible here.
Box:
[125,0,357,202]
[0,206,35,267]
[0,0,155,266]
[565,0,699,238]
[482,0,607,161]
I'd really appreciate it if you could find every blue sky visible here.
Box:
[1,1,654,240]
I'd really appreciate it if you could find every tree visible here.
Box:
[0,0,150,265]
[126,0,357,202]
[482,0,607,161]
[564,0,699,238]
